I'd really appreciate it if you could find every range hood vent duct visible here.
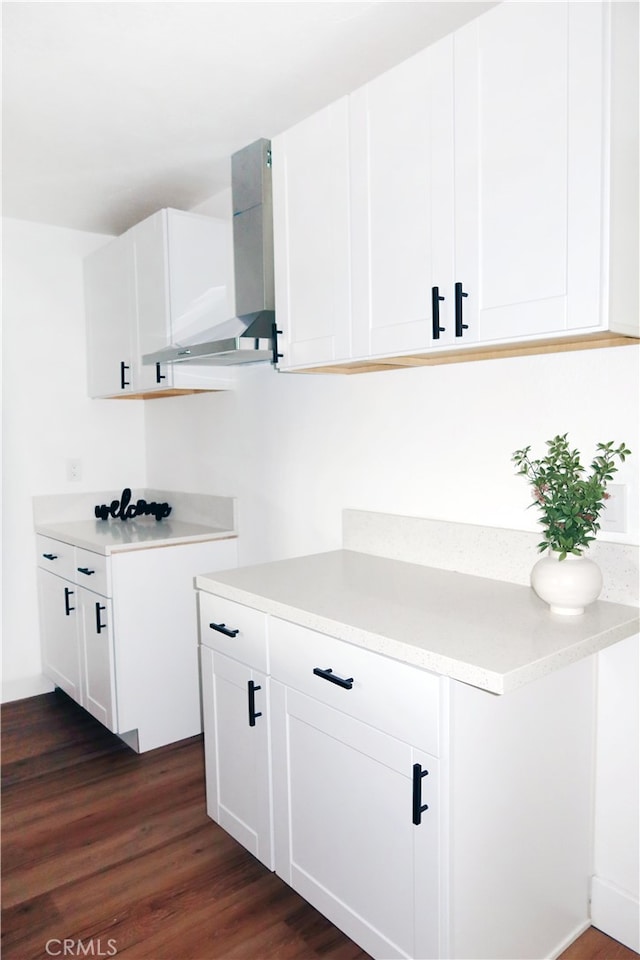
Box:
[143,138,275,367]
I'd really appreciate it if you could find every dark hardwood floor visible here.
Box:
[2,692,638,960]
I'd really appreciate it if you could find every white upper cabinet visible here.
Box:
[85,208,236,398]
[129,209,169,393]
[84,231,137,397]
[453,1,606,346]
[271,0,638,371]
[350,36,455,356]
[272,98,352,369]
[135,209,234,388]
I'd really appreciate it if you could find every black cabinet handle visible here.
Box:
[209,621,239,638]
[64,587,75,616]
[155,362,166,384]
[95,602,107,635]
[412,763,429,825]
[313,667,353,690]
[271,322,283,365]
[77,567,95,576]
[42,553,58,561]
[120,361,130,389]
[431,286,445,340]
[455,282,469,338]
[247,680,262,727]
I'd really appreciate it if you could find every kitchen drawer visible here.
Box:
[198,592,268,673]
[75,547,111,597]
[36,535,76,582]
[270,617,441,756]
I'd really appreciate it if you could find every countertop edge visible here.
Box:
[194,564,640,696]
[500,617,640,693]
[36,523,237,556]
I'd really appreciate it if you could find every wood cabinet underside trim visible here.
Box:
[285,333,639,374]
[107,388,224,400]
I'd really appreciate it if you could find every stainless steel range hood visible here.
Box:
[143,139,275,367]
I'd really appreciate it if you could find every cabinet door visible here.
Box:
[131,211,171,393]
[350,37,455,357]
[592,634,640,952]
[454,1,606,345]
[271,681,440,960]
[84,231,137,397]
[134,209,235,393]
[37,569,81,702]
[200,646,272,869]
[272,99,352,369]
[162,210,236,392]
[78,588,117,732]
[165,210,232,343]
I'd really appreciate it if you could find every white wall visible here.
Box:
[143,344,640,568]
[1,218,147,701]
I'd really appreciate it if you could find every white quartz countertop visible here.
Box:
[195,549,640,694]
[36,518,236,556]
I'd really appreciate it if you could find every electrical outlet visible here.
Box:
[600,483,626,534]
[66,458,82,482]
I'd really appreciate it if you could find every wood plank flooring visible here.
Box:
[2,691,638,960]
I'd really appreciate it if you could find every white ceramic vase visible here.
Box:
[530,550,603,615]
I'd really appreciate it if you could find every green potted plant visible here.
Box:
[512,434,631,615]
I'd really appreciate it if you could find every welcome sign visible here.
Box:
[94,488,172,522]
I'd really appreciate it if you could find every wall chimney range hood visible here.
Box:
[143,138,275,367]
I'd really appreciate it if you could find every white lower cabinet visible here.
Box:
[196,599,597,960]
[38,567,83,704]
[78,587,116,730]
[37,570,116,730]
[38,533,238,751]
[591,634,640,952]
[198,594,273,869]
[268,615,442,959]
[200,648,272,869]
[271,681,440,960]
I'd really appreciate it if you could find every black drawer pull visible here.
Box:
[42,553,58,561]
[95,602,107,634]
[209,621,239,638]
[155,362,166,384]
[412,763,429,825]
[454,282,469,338]
[313,667,353,690]
[120,360,130,389]
[77,567,95,576]
[64,586,75,616]
[431,286,445,340]
[247,680,262,727]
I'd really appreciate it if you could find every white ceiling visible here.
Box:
[2,1,497,236]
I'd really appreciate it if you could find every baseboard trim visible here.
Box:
[549,920,592,959]
[591,876,640,953]
[2,675,55,703]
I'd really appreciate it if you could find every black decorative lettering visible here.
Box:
[94,488,172,522]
